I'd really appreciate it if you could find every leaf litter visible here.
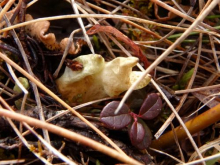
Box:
[0,0,220,164]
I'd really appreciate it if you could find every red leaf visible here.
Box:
[135,122,152,149]
[87,24,151,69]
[129,120,152,149]
[139,93,162,120]
[129,121,145,145]
[100,101,132,130]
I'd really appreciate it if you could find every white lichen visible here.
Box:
[56,54,151,103]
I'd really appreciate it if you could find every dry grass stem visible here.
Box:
[175,84,220,94]
[0,14,219,37]
[156,33,202,138]
[150,79,204,163]
[0,97,52,164]
[0,159,25,164]
[1,0,220,164]
[0,108,143,165]
[20,97,114,138]
[150,103,220,152]
[71,0,95,54]
[23,124,77,165]
[53,29,80,78]
[149,147,184,164]
[0,0,15,21]
[115,0,219,115]
[0,52,127,156]
[1,9,51,145]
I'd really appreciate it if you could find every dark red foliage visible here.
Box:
[134,120,152,150]
[100,101,132,130]
[139,93,162,120]
[128,120,152,150]
[129,121,145,145]
[100,93,162,149]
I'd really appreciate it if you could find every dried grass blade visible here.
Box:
[0,108,143,165]
[71,0,95,54]
[0,52,128,157]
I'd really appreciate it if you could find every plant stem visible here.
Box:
[0,108,143,165]
[150,103,220,150]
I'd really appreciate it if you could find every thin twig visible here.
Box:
[149,147,184,164]
[53,29,80,79]
[1,7,51,145]
[209,35,220,72]
[0,97,52,165]
[175,84,220,94]
[151,79,204,164]
[0,52,128,157]
[0,0,15,21]
[114,0,219,115]
[0,14,219,37]
[24,124,77,165]
[0,108,143,165]
[71,0,95,54]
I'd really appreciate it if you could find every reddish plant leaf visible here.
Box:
[129,121,145,146]
[134,121,152,149]
[139,93,162,120]
[100,101,132,130]
[87,24,151,69]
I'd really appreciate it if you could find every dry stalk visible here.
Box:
[70,0,95,54]
[0,159,25,164]
[1,8,51,145]
[150,79,203,163]
[6,63,28,159]
[19,97,114,138]
[0,108,143,165]
[149,147,183,164]
[209,35,220,72]
[23,124,77,164]
[175,84,220,94]
[150,103,220,157]
[0,0,15,21]
[115,0,219,115]
[76,3,117,58]
[0,14,219,37]
[0,52,128,157]
[1,96,75,164]
[53,29,80,79]
[114,1,219,163]
[0,97,52,165]
[150,0,217,32]
[155,33,203,138]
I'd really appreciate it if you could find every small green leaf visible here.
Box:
[92,35,100,50]
[206,153,220,165]
[173,68,194,90]
[13,77,29,93]
[13,77,30,109]
[96,160,101,165]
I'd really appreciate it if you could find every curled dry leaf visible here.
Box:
[87,24,151,69]
[193,89,220,108]
[56,54,151,103]
[25,14,85,54]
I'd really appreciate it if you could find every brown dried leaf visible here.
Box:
[25,14,85,54]
[193,89,220,108]
[87,24,151,69]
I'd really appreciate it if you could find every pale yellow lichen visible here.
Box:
[56,54,151,103]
